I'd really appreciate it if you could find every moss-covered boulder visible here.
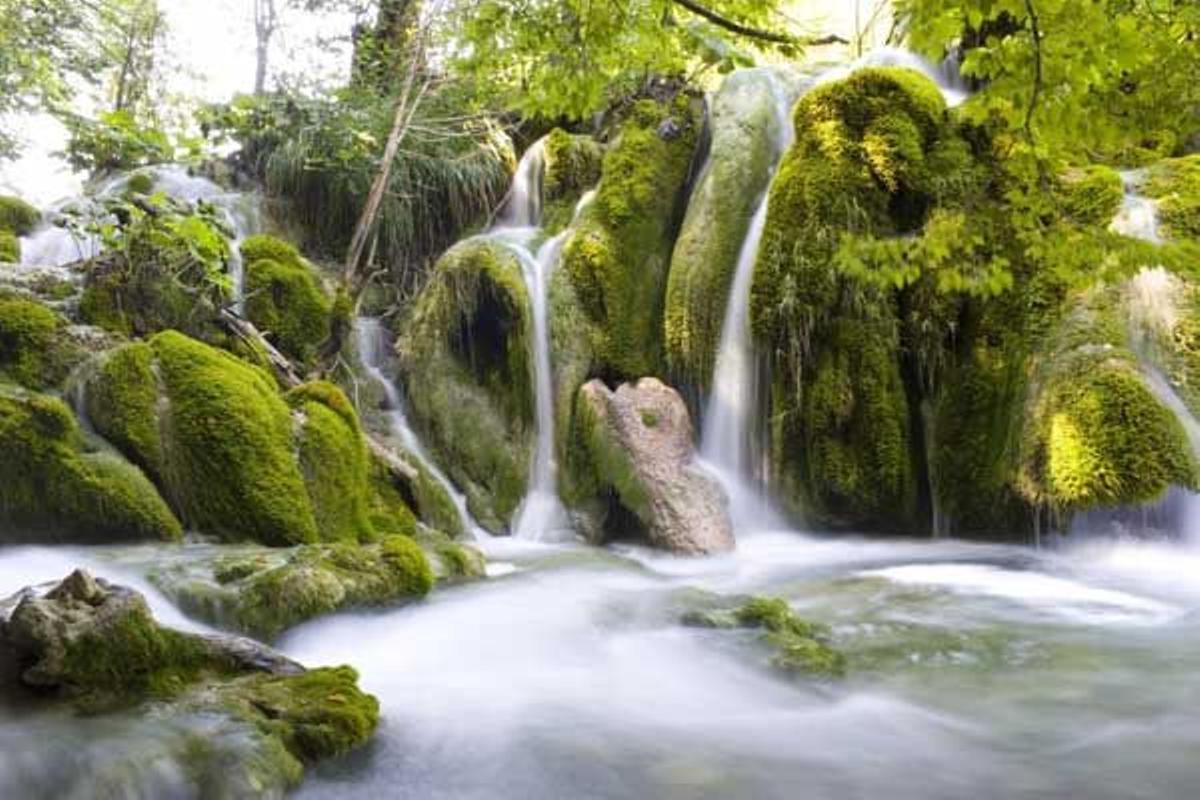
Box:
[0,295,86,389]
[1144,155,1200,242]
[397,238,533,531]
[1018,287,1196,515]
[542,128,603,235]
[682,595,846,678]
[1058,165,1125,228]
[750,68,959,529]
[241,235,331,365]
[561,93,703,379]
[0,231,18,263]
[155,537,436,641]
[0,387,181,543]
[0,195,40,237]
[665,68,800,386]
[0,569,378,789]
[568,378,734,553]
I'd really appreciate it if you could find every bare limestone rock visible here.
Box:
[577,378,734,554]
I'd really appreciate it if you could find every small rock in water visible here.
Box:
[657,118,682,140]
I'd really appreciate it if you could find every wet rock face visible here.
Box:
[578,378,734,554]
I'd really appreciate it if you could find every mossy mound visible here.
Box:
[1145,155,1200,242]
[1058,165,1125,228]
[542,128,603,234]
[287,381,376,543]
[749,68,960,529]
[397,238,533,531]
[0,231,18,263]
[87,331,318,545]
[664,68,798,386]
[682,595,846,678]
[241,235,331,365]
[161,538,434,640]
[0,569,379,786]
[0,195,40,236]
[1018,288,1197,514]
[0,388,182,543]
[561,93,703,379]
[0,294,84,389]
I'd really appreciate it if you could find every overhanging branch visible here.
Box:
[669,0,847,46]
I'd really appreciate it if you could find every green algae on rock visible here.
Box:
[0,388,181,543]
[542,128,603,235]
[682,595,846,678]
[397,238,533,531]
[0,195,40,237]
[241,235,332,365]
[0,569,379,787]
[0,294,85,390]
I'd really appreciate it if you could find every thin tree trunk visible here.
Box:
[254,0,277,95]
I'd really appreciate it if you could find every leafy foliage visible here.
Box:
[61,110,174,174]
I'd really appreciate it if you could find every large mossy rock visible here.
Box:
[561,94,703,379]
[1017,286,1197,515]
[750,67,962,530]
[86,331,409,545]
[397,238,533,532]
[0,569,379,790]
[569,377,734,554]
[0,388,181,543]
[0,294,87,390]
[664,68,802,386]
[241,235,332,366]
[542,128,603,234]
[1144,155,1200,242]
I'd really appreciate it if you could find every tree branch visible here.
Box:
[1023,0,1043,146]
[668,0,846,46]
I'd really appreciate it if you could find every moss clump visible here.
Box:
[748,68,966,530]
[125,172,156,195]
[0,230,18,263]
[664,69,794,386]
[1058,165,1124,228]
[160,539,435,640]
[561,93,702,379]
[287,381,375,543]
[397,238,533,531]
[366,451,425,537]
[1019,288,1197,514]
[542,128,603,234]
[0,389,181,542]
[219,666,379,765]
[0,295,81,389]
[87,331,320,545]
[79,261,202,338]
[1144,155,1200,242]
[683,595,846,678]
[242,236,331,365]
[0,195,40,236]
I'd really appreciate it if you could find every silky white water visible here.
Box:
[355,317,484,540]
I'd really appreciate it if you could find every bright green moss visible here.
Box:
[1057,165,1124,228]
[1019,289,1197,513]
[287,381,375,544]
[683,595,846,678]
[0,230,18,263]
[240,234,304,268]
[0,388,181,542]
[86,342,164,474]
[665,69,791,387]
[243,257,331,365]
[1145,155,1200,242]
[0,195,40,236]
[0,295,78,389]
[125,172,156,195]
[220,666,379,765]
[79,263,199,337]
[366,452,423,537]
[542,128,603,234]
[562,94,702,379]
[397,238,533,531]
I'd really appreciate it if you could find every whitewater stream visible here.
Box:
[4,531,1200,798]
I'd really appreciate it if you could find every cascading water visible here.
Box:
[484,140,594,541]
[19,165,263,309]
[355,318,484,540]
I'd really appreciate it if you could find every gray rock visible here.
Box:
[578,378,734,554]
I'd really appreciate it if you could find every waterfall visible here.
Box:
[484,139,592,540]
[697,74,797,531]
[355,317,484,540]
[1111,169,1160,243]
[19,165,263,309]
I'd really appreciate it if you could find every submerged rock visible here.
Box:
[682,595,846,678]
[573,377,733,554]
[0,570,379,792]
